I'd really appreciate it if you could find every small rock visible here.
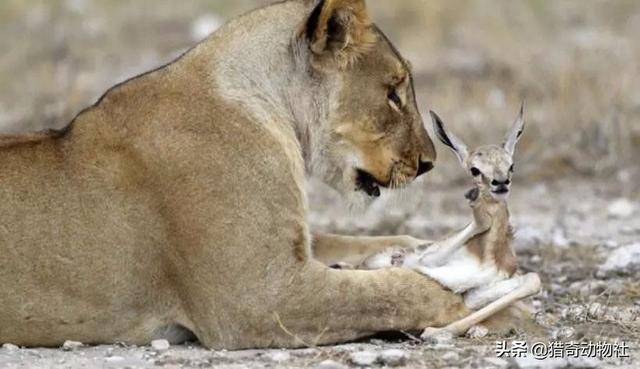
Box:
[587,302,605,319]
[561,305,586,322]
[466,325,488,339]
[607,198,636,218]
[600,242,640,275]
[151,339,170,352]
[421,328,454,346]
[267,351,290,362]
[551,326,575,340]
[484,357,509,368]
[2,343,19,351]
[379,349,407,367]
[535,312,558,327]
[316,360,347,369]
[62,340,83,351]
[530,255,543,264]
[441,351,460,363]
[349,351,378,367]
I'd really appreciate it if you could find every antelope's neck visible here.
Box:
[469,197,517,276]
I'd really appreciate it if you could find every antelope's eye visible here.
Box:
[388,90,402,109]
[471,167,482,177]
[509,164,515,173]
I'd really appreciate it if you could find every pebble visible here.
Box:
[530,255,543,264]
[561,305,586,322]
[150,339,170,352]
[466,325,488,339]
[551,326,575,340]
[600,242,640,274]
[421,328,454,346]
[587,302,605,319]
[267,350,290,362]
[607,198,636,218]
[349,351,378,367]
[62,340,83,351]
[316,359,347,369]
[379,349,407,367]
[2,343,19,351]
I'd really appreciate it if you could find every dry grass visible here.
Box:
[0,0,638,183]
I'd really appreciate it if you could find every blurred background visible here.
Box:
[1,0,639,227]
[1,0,639,357]
[2,0,639,227]
[1,0,639,181]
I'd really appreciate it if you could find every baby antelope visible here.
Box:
[361,104,541,337]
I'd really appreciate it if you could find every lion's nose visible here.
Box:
[416,160,434,178]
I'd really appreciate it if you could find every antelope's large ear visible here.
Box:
[304,0,376,69]
[503,102,526,156]
[430,111,469,164]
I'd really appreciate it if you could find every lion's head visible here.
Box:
[302,0,436,202]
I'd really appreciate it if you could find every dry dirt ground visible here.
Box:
[2,176,639,369]
[1,1,640,368]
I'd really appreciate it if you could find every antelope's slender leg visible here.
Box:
[464,276,524,310]
[421,273,541,338]
[417,218,489,267]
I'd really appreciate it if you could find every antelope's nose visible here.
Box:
[416,161,434,178]
[491,179,511,186]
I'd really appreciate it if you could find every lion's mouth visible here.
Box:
[356,169,386,198]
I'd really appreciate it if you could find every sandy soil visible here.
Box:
[2,176,639,369]
[1,1,639,368]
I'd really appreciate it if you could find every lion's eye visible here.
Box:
[470,167,482,177]
[388,90,402,110]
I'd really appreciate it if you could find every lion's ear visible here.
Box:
[305,0,376,69]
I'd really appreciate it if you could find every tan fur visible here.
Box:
[0,0,466,349]
[466,194,518,276]
[359,107,539,338]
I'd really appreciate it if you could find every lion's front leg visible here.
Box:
[312,233,427,267]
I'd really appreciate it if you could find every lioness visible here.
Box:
[0,0,470,349]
